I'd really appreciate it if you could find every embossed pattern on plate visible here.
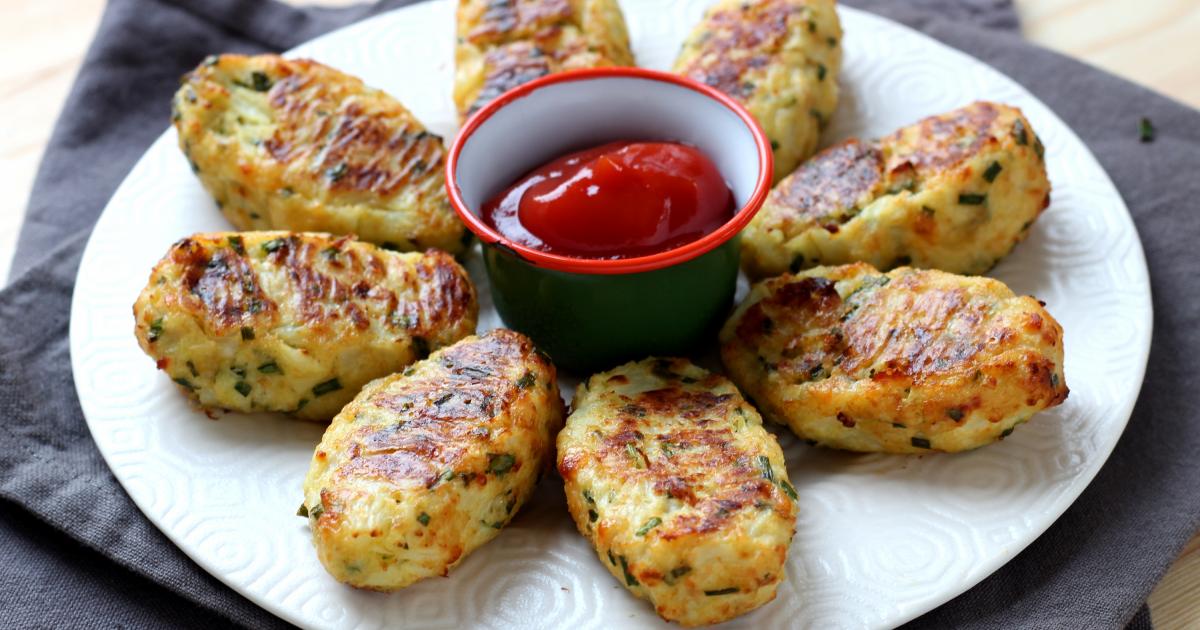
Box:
[70,2,1152,628]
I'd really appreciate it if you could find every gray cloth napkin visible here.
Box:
[0,0,1194,628]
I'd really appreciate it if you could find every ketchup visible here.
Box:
[482,141,735,259]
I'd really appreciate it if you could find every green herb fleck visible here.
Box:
[173,377,195,391]
[516,371,536,389]
[296,504,308,518]
[588,509,598,523]
[947,407,964,421]
[186,360,198,377]
[636,517,662,537]
[257,361,281,374]
[1034,138,1045,159]
[234,381,251,397]
[309,504,323,519]
[433,393,453,406]
[608,550,617,566]
[487,453,516,475]
[619,556,638,586]
[816,63,826,81]
[250,71,272,92]
[240,326,255,340]
[921,205,936,217]
[312,378,342,397]
[227,235,245,255]
[262,238,285,254]
[807,18,816,32]
[481,519,503,530]
[705,587,739,596]
[1000,427,1015,438]
[1013,119,1029,146]
[958,193,987,205]
[780,480,798,501]
[669,566,692,582]
[148,317,164,342]
[911,436,932,449]
[1139,117,1155,143]
[417,512,431,526]
[756,455,775,483]
[770,139,780,151]
[827,36,837,46]
[326,162,348,182]
[583,489,595,505]
[203,55,219,67]
[982,161,1003,183]
[625,443,647,469]
[892,422,906,429]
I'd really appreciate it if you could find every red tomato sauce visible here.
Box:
[482,141,735,259]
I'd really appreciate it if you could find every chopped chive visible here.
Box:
[982,161,1003,183]
[958,193,987,205]
[309,504,323,519]
[516,371,536,389]
[816,63,826,81]
[807,18,816,32]
[295,398,309,410]
[892,422,906,429]
[1000,427,1015,438]
[312,378,342,397]
[234,381,251,396]
[296,504,308,518]
[250,71,272,92]
[433,393,453,406]
[588,509,598,523]
[1139,117,1155,143]
[619,556,638,586]
[487,453,516,475]
[770,139,780,151]
[1013,119,1029,146]
[326,162,348,182]
[921,206,936,217]
[240,326,255,340]
[780,480,798,501]
[321,246,339,259]
[607,550,617,566]
[203,55,219,67]
[262,238,285,254]
[670,566,692,580]
[625,443,646,469]
[417,512,431,526]
[437,470,455,485]
[827,36,837,46]
[636,517,662,537]
[756,455,775,482]
[481,519,503,529]
[911,436,932,449]
[1051,372,1061,388]
[704,587,739,596]
[227,235,245,255]
[947,408,964,421]
[257,361,281,374]
[186,360,198,377]
[583,489,595,505]
[173,377,195,391]
[1034,138,1045,159]
[148,317,164,342]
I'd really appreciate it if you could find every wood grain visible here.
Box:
[0,0,1196,626]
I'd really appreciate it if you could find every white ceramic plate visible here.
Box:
[70,1,1152,628]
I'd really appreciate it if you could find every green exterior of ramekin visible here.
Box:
[483,236,742,373]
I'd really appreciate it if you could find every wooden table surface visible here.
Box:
[1,0,1196,627]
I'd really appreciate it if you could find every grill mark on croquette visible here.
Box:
[676,0,804,99]
[173,238,277,330]
[273,235,373,329]
[468,0,574,42]
[414,252,477,339]
[768,140,883,222]
[883,101,1002,175]
[338,331,539,485]
[469,43,552,116]
[256,60,443,197]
